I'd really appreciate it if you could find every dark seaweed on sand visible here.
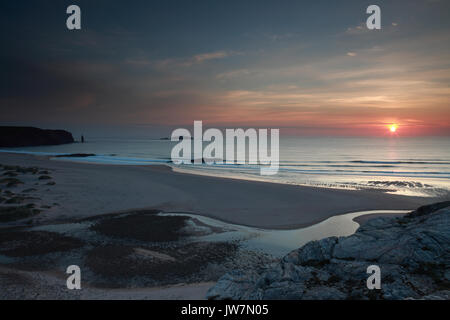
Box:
[90,212,190,242]
[0,206,41,222]
[0,231,84,257]
[85,242,237,286]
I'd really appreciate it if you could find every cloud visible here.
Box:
[192,51,229,63]
[216,69,251,80]
[346,52,357,57]
[124,58,152,66]
[344,23,368,35]
[130,51,236,70]
[168,51,233,68]
[265,33,295,41]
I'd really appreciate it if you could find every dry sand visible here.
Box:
[0,152,440,229]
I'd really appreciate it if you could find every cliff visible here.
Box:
[0,126,74,147]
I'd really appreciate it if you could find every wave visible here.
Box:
[3,149,450,179]
[349,160,450,165]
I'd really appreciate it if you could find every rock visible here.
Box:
[206,270,263,300]
[421,290,450,300]
[283,237,337,266]
[0,126,74,147]
[302,286,347,300]
[54,153,95,158]
[5,196,26,204]
[0,206,41,222]
[207,201,450,300]
[407,201,450,218]
[0,178,24,188]
[262,282,305,300]
[3,171,18,177]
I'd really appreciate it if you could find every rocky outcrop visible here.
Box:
[207,201,450,300]
[0,126,74,147]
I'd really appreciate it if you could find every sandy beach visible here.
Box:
[0,151,447,300]
[0,152,440,229]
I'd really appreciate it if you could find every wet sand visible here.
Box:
[0,152,441,229]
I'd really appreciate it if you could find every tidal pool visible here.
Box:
[161,210,409,257]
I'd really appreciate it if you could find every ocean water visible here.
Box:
[1,136,449,197]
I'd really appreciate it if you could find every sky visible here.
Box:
[1,0,450,136]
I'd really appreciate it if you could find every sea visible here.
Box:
[1,136,449,197]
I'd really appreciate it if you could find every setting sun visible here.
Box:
[389,124,398,133]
